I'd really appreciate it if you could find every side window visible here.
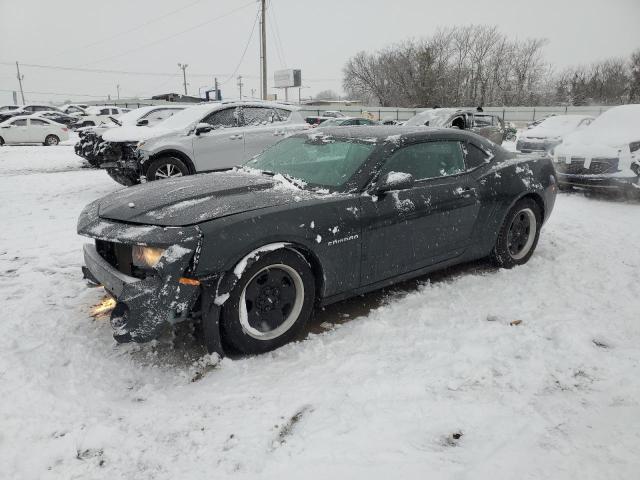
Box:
[13,119,28,126]
[202,107,240,128]
[464,142,491,169]
[241,107,276,126]
[275,108,292,121]
[381,141,465,180]
[23,106,35,112]
[111,108,120,115]
[99,108,110,115]
[30,119,48,126]
[473,114,494,127]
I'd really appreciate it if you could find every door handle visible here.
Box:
[454,186,476,198]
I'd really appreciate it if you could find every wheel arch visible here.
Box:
[214,241,326,306]
[145,149,196,175]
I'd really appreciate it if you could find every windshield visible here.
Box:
[115,108,152,126]
[405,109,456,127]
[244,136,376,190]
[154,105,211,130]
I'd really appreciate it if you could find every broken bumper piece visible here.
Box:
[82,243,200,343]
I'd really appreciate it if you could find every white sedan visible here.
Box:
[516,115,594,153]
[0,116,70,146]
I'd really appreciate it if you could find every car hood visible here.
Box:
[101,125,179,143]
[97,171,313,227]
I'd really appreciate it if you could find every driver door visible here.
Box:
[191,107,246,171]
[360,140,481,285]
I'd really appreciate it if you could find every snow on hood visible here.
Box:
[102,125,176,143]
[522,115,590,139]
[559,105,640,150]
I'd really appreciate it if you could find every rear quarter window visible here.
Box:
[464,142,492,169]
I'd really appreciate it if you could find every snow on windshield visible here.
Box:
[405,109,456,127]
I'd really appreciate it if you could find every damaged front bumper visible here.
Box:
[78,201,203,343]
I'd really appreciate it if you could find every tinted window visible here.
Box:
[242,107,275,126]
[23,106,36,112]
[464,142,491,169]
[381,141,465,180]
[30,119,48,126]
[99,108,110,115]
[13,119,28,126]
[203,107,239,128]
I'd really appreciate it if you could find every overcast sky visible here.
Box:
[1,0,638,105]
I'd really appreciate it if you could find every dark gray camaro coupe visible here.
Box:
[78,126,557,355]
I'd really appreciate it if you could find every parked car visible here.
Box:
[0,116,69,145]
[316,117,378,127]
[33,111,82,128]
[304,110,347,126]
[74,105,187,175]
[553,104,640,197]
[78,126,557,355]
[516,115,594,153]
[73,105,130,127]
[100,101,308,185]
[59,103,89,115]
[0,105,19,112]
[0,104,62,123]
[405,108,506,144]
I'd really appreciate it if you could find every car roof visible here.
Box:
[3,115,53,123]
[299,125,480,143]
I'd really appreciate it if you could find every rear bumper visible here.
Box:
[82,239,200,342]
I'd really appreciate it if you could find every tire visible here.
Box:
[44,135,59,146]
[106,168,140,186]
[145,156,190,181]
[491,198,542,268]
[221,249,315,354]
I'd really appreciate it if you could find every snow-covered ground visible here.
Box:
[1,142,639,480]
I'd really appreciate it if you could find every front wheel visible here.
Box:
[145,156,190,181]
[44,135,59,146]
[491,198,542,268]
[221,249,315,354]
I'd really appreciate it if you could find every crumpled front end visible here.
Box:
[78,200,202,342]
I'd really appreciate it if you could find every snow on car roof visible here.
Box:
[115,105,186,126]
[562,104,640,147]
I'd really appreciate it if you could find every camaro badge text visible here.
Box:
[327,234,359,246]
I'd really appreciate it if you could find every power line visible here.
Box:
[220,8,261,85]
[79,0,256,67]
[268,0,288,68]
[0,61,259,79]
[0,88,109,99]
[48,0,208,62]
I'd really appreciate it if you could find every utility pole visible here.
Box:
[260,0,267,100]
[251,88,256,99]
[116,84,120,100]
[237,75,244,100]
[178,63,189,95]
[15,61,25,105]
[214,77,219,101]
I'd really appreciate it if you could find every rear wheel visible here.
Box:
[145,156,190,181]
[44,135,59,146]
[491,198,542,268]
[221,249,315,354]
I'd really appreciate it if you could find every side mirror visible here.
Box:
[136,119,149,126]
[194,122,213,136]
[372,172,415,194]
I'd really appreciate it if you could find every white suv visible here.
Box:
[74,106,130,127]
[101,101,307,183]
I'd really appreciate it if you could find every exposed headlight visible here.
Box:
[136,141,146,149]
[132,245,165,268]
